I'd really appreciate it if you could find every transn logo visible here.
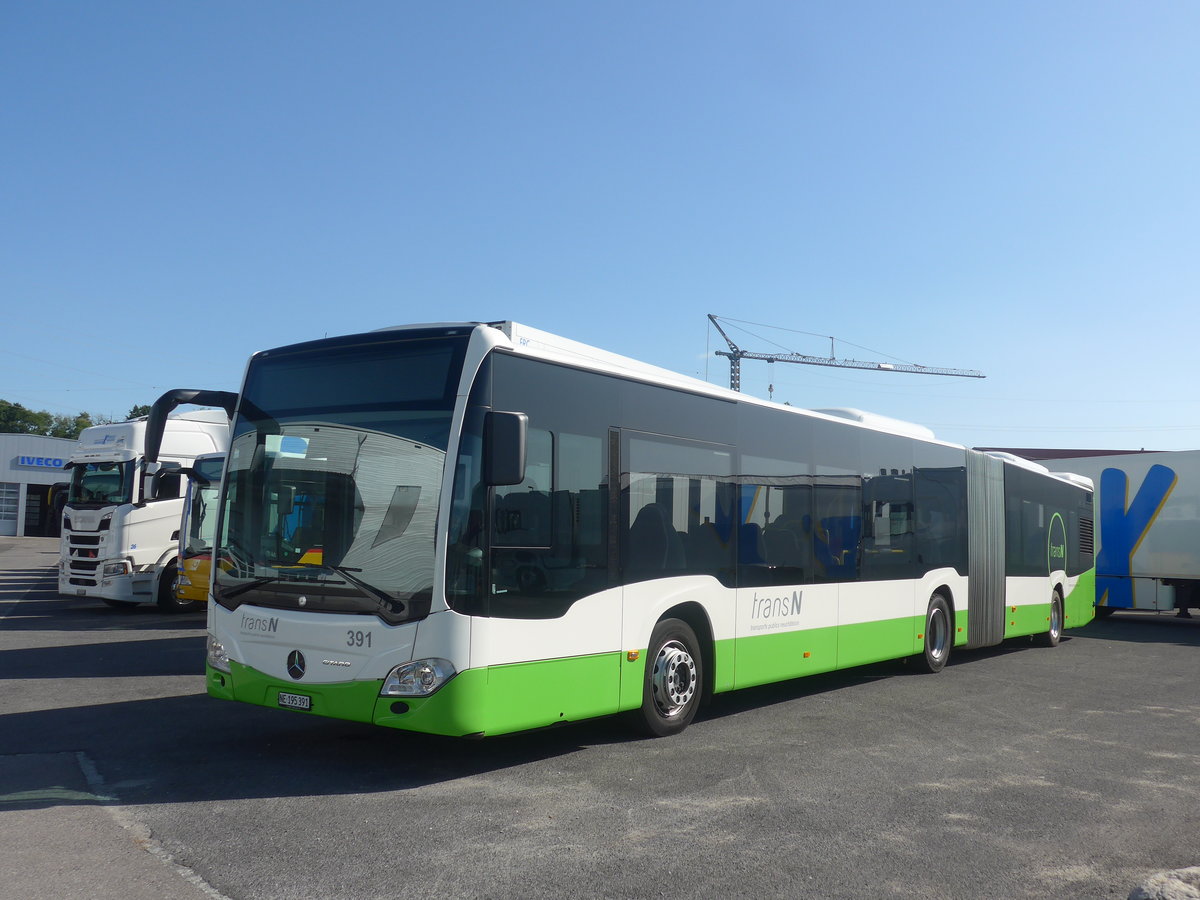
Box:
[1095,465,1176,608]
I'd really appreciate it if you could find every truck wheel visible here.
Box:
[914,592,952,673]
[156,564,198,613]
[1037,590,1063,647]
[631,618,704,737]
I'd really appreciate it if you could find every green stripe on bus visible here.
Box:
[728,614,951,689]
[1004,603,1052,638]
[210,653,628,738]
[1065,568,1096,627]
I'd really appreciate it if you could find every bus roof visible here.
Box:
[487,321,960,449]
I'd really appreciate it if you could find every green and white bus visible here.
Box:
[204,322,1095,738]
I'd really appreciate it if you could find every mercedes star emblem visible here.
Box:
[287,650,306,680]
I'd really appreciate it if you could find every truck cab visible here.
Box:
[59,411,229,611]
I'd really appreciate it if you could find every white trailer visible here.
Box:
[58,410,229,610]
[1050,449,1200,615]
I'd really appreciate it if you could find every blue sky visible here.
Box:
[3,2,1197,451]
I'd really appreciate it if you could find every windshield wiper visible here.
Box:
[294,563,405,614]
[219,572,337,601]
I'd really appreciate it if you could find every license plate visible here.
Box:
[76,590,86,597]
[277,691,312,711]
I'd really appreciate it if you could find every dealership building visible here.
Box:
[0,434,76,537]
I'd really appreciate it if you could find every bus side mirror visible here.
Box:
[178,467,210,486]
[485,411,528,486]
[148,462,184,501]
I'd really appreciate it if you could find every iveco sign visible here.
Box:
[15,456,66,469]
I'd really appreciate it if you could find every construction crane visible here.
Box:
[708,314,985,392]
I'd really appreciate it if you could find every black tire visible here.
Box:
[631,618,704,737]
[1094,605,1116,619]
[1037,590,1063,647]
[156,562,198,613]
[914,592,952,674]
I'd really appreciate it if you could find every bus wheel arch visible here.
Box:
[933,583,956,625]
[914,590,953,674]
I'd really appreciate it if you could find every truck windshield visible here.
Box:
[68,461,134,506]
[213,333,469,625]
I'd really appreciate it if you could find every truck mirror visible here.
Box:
[148,462,184,501]
[485,411,528,486]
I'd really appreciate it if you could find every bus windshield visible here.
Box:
[68,461,134,506]
[213,333,468,625]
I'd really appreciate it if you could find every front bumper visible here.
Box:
[206,660,489,737]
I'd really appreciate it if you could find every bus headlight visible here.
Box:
[380,659,456,697]
[207,635,231,673]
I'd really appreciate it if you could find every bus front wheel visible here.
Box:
[632,618,703,737]
[915,593,952,674]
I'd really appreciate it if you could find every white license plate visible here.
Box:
[277,692,312,711]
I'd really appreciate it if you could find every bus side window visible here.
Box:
[492,428,553,549]
[488,429,610,618]
[623,433,735,587]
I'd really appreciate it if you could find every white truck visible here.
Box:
[59,405,230,611]
[1047,449,1200,616]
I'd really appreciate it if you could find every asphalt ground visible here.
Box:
[2,536,1198,899]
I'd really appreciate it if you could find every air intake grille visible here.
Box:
[1078,517,1095,555]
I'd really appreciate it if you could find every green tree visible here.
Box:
[0,399,109,440]
[0,400,52,435]
[49,413,95,438]
[126,404,153,419]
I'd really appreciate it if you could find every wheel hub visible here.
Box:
[651,640,696,717]
[928,608,948,661]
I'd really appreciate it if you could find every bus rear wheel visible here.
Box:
[914,593,952,674]
[1037,590,1063,647]
[632,618,703,737]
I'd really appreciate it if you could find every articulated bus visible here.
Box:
[204,322,1095,738]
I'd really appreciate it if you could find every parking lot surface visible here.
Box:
[2,536,1198,899]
